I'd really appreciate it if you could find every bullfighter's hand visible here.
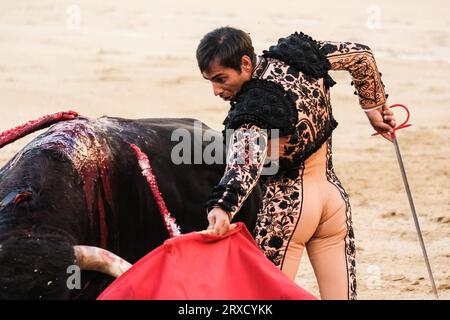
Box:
[203,207,234,236]
[366,104,396,141]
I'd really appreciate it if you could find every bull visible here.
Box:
[0,113,261,299]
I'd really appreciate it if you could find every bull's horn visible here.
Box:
[73,245,132,278]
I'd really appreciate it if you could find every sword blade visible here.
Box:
[393,138,439,299]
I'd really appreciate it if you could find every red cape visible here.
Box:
[98,222,316,300]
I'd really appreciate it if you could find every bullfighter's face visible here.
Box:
[202,55,253,102]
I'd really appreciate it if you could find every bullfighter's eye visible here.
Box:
[14,191,32,205]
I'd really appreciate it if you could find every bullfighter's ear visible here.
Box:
[14,191,32,205]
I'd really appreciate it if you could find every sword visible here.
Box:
[373,104,439,300]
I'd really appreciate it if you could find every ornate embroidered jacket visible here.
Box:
[206,32,388,218]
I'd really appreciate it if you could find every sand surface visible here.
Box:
[0,0,448,299]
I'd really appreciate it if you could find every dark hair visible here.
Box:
[196,27,256,73]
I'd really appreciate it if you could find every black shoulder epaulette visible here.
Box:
[262,32,336,88]
[223,79,298,136]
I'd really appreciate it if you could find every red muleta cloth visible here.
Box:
[97,222,316,300]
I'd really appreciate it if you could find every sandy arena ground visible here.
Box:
[0,0,448,299]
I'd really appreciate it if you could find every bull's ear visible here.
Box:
[14,191,32,205]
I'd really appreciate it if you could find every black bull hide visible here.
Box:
[0,117,262,299]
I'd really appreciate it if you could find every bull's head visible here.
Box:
[0,148,131,299]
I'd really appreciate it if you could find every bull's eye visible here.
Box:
[14,191,32,205]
